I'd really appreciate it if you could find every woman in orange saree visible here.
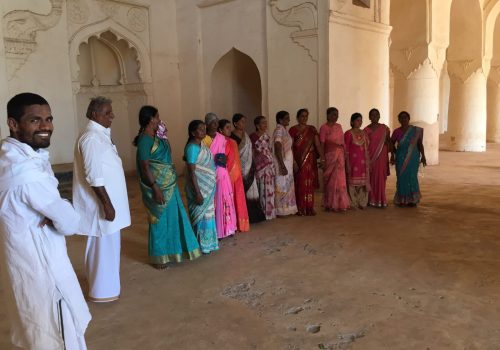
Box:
[289,108,324,216]
[219,119,249,232]
[319,107,350,212]
[364,108,391,208]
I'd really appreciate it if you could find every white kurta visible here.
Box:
[72,120,131,237]
[0,137,91,350]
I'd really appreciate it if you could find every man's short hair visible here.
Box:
[86,96,112,119]
[7,93,49,122]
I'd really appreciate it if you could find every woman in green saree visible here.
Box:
[134,106,201,269]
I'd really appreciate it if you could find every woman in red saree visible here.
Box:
[364,108,391,208]
[219,119,249,232]
[345,113,370,209]
[289,108,324,216]
[319,107,350,212]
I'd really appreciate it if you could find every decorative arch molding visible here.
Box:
[3,0,64,80]
[69,18,152,89]
[269,0,318,62]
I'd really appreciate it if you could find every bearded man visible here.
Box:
[0,92,91,349]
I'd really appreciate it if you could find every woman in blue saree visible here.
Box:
[184,120,219,254]
[390,111,427,207]
[134,106,201,269]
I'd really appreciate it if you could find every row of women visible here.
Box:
[133,105,426,269]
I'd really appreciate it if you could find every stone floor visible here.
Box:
[2,146,500,349]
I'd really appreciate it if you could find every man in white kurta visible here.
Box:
[73,96,131,302]
[0,93,91,349]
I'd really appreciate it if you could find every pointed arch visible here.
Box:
[484,0,500,60]
[69,18,152,85]
[210,47,262,128]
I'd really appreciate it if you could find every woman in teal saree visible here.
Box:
[134,106,201,269]
[184,120,219,254]
[390,111,427,207]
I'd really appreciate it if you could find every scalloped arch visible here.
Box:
[69,18,152,84]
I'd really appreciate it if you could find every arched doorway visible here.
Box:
[74,30,147,171]
[211,48,262,133]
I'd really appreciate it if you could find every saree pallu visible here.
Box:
[250,132,276,220]
[392,126,423,205]
[319,123,350,211]
[210,133,237,238]
[226,137,250,232]
[232,132,266,223]
[365,124,390,207]
[272,124,298,216]
[289,125,319,215]
[345,129,370,208]
[184,143,219,253]
[137,136,201,264]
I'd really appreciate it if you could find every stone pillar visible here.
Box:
[446,59,489,152]
[487,65,500,143]
[391,45,445,165]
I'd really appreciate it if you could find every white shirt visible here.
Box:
[73,120,131,237]
[0,137,91,350]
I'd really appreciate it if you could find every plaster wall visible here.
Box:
[266,0,319,130]
[4,2,76,164]
[0,3,8,139]
[329,13,391,129]
[176,0,268,127]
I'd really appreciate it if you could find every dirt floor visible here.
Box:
[2,146,500,350]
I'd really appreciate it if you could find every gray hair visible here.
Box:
[86,96,112,119]
[205,112,218,125]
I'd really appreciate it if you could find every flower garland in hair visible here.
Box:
[156,120,168,140]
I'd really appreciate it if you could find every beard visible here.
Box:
[22,131,52,149]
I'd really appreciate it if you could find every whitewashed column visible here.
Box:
[391,44,446,165]
[446,59,489,152]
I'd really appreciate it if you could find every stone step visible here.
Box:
[52,163,73,201]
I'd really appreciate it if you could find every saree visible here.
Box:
[250,132,276,220]
[289,125,319,215]
[184,142,219,253]
[226,137,250,232]
[210,132,237,238]
[136,135,201,264]
[319,123,350,211]
[391,126,423,205]
[364,124,390,207]
[272,124,298,216]
[345,129,370,208]
[231,132,266,223]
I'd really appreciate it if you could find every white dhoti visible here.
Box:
[85,231,121,302]
[57,299,88,350]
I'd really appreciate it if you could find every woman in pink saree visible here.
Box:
[319,107,350,212]
[219,119,250,232]
[205,113,237,238]
[364,108,391,208]
[345,113,370,209]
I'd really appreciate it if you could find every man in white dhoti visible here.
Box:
[0,92,91,349]
[73,96,131,302]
